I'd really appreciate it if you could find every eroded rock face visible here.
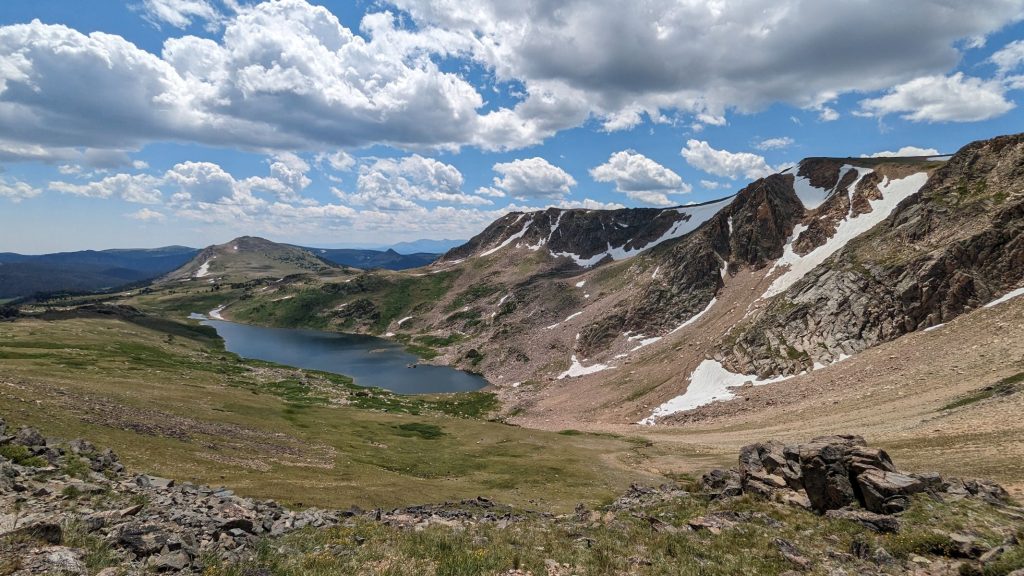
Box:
[720,133,1024,377]
[700,435,1008,520]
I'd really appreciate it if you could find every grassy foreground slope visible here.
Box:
[0,314,656,512]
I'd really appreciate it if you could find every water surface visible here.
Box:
[192,315,488,395]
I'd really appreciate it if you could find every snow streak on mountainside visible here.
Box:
[717,134,1024,380]
[442,198,734,266]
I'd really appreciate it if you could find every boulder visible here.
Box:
[824,509,900,533]
[856,469,925,514]
[799,442,858,512]
[117,523,181,557]
[14,426,46,447]
[149,550,191,572]
[700,468,742,497]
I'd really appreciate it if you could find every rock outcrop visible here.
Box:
[720,134,1024,377]
[0,419,520,574]
[701,434,1010,532]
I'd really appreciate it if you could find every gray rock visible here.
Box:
[14,426,46,447]
[800,442,858,513]
[856,469,925,514]
[825,509,900,533]
[43,547,86,574]
[149,550,190,572]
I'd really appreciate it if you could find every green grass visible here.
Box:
[0,316,650,511]
[942,371,1024,410]
[393,422,446,440]
[196,490,1024,576]
[0,444,47,467]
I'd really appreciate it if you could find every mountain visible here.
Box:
[304,247,438,270]
[716,134,1024,378]
[162,236,338,283]
[128,133,1024,433]
[388,238,466,254]
[0,246,198,299]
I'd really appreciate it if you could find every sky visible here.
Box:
[1,0,1023,253]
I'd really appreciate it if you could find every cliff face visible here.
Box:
[440,198,733,266]
[718,134,1024,377]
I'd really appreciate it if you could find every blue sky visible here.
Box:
[1,0,1023,252]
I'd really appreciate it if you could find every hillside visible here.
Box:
[308,247,439,270]
[0,246,198,299]
[161,236,339,284]
[102,133,1024,489]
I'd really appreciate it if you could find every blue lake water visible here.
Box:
[192,315,488,395]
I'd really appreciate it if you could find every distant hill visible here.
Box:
[387,239,465,254]
[0,246,199,299]
[306,247,438,270]
[162,236,337,283]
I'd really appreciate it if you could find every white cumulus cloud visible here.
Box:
[0,177,42,203]
[681,140,774,181]
[857,73,1015,122]
[864,146,941,158]
[590,150,690,206]
[486,158,577,200]
[755,137,795,151]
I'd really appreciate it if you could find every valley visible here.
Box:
[3,132,1023,574]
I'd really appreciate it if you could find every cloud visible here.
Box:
[487,158,577,200]
[818,107,840,122]
[128,207,166,221]
[857,73,1015,122]
[50,173,163,204]
[391,0,1024,129]
[992,39,1024,73]
[864,146,941,158]
[3,0,1022,161]
[318,151,356,173]
[0,177,42,202]
[138,0,222,30]
[755,137,795,151]
[590,150,690,206]
[337,155,492,209]
[681,140,774,180]
[700,180,727,190]
[0,4,491,159]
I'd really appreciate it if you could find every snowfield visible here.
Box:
[639,359,792,424]
[764,170,929,298]
[194,258,215,278]
[558,355,612,379]
[984,286,1024,308]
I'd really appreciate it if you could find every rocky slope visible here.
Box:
[718,134,1024,378]
[3,419,1022,575]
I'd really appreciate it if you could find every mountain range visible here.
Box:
[136,132,1023,433]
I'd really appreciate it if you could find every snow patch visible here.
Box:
[558,355,611,379]
[481,218,533,257]
[652,266,661,280]
[397,316,414,326]
[984,286,1024,308]
[575,280,586,288]
[640,360,792,424]
[546,311,583,330]
[923,323,946,332]
[208,305,226,320]
[194,258,215,278]
[764,171,928,298]
[551,198,732,268]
